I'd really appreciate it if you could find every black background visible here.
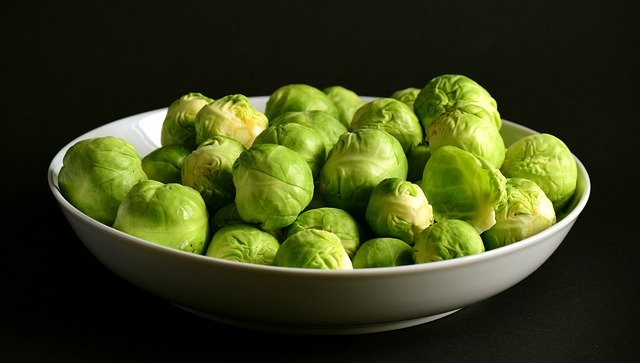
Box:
[2,1,639,362]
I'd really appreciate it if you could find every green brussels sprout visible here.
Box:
[161,92,213,150]
[272,229,352,270]
[211,203,244,233]
[232,143,314,230]
[319,128,408,217]
[181,135,246,214]
[205,224,280,265]
[426,104,505,168]
[252,121,326,179]
[350,97,424,152]
[141,143,192,184]
[413,74,501,132]
[58,136,148,225]
[211,203,284,241]
[414,219,485,263]
[365,178,434,245]
[264,83,340,121]
[285,207,363,258]
[419,145,507,233]
[501,133,578,212]
[269,110,348,156]
[482,178,557,250]
[305,187,331,211]
[390,87,421,109]
[352,237,414,268]
[194,94,268,148]
[406,141,430,183]
[322,85,364,129]
[112,180,210,254]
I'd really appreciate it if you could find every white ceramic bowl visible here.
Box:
[47,96,590,335]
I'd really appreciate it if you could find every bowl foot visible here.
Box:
[173,304,461,335]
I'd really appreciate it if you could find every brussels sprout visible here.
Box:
[181,135,246,214]
[232,143,314,230]
[426,104,505,168]
[414,219,485,263]
[350,97,424,152]
[501,133,578,212]
[365,178,434,244]
[205,224,280,265]
[305,187,331,210]
[322,85,364,129]
[58,136,148,225]
[390,87,421,109]
[482,178,556,250]
[352,237,414,268]
[285,207,363,258]
[141,143,192,184]
[161,92,213,149]
[112,180,210,254]
[419,145,506,233]
[269,110,348,156]
[252,121,326,178]
[194,94,268,148]
[211,203,244,232]
[406,141,430,183]
[272,229,352,270]
[319,128,408,217]
[211,203,284,240]
[413,74,501,132]
[264,83,340,121]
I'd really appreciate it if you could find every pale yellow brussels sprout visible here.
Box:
[161,92,213,150]
[414,219,485,263]
[352,237,415,268]
[194,94,268,148]
[351,97,424,152]
[413,74,501,132]
[482,178,556,250]
[426,103,505,168]
[272,229,353,270]
[58,136,147,225]
[365,178,434,245]
[181,135,246,214]
[322,85,364,129]
[205,224,280,266]
[264,83,340,121]
[112,180,210,254]
[501,133,577,212]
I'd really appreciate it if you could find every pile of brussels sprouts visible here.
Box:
[58,74,578,269]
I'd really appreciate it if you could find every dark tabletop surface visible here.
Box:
[2,1,638,362]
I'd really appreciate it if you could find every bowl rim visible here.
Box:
[47,101,591,278]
